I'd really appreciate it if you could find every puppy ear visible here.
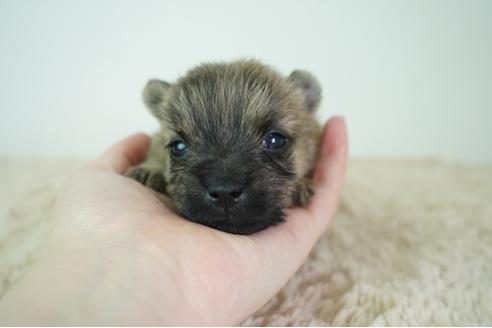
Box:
[288,70,321,112]
[143,79,171,119]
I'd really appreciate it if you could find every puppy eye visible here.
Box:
[170,140,187,157]
[263,132,288,150]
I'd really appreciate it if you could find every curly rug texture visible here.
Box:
[0,157,491,326]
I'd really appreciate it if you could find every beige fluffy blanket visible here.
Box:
[1,157,491,326]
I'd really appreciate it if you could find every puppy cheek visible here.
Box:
[166,177,191,209]
[278,180,299,208]
[169,176,209,214]
[251,173,297,208]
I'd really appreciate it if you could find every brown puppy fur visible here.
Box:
[126,60,321,234]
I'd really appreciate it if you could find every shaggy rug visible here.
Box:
[0,157,491,326]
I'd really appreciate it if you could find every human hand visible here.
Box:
[0,117,348,325]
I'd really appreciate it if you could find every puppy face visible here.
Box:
[145,60,321,234]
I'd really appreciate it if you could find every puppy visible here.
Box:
[126,60,322,234]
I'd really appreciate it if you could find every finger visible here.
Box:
[308,116,348,227]
[96,133,151,174]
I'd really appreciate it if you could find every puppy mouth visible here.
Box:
[202,204,243,222]
[182,208,284,235]
[175,193,286,234]
[220,206,233,221]
[174,183,286,234]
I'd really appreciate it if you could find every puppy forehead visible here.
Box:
[164,61,300,140]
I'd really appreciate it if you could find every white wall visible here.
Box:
[1,0,491,162]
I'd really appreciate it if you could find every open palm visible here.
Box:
[0,117,347,325]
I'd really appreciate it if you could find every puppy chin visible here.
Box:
[178,200,285,235]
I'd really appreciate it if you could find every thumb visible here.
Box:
[256,116,348,248]
[95,133,151,174]
[231,117,348,322]
[309,116,349,225]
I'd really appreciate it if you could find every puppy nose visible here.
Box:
[206,179,244,208]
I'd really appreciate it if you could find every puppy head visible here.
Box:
[144,60,321,234]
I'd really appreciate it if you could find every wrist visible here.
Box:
[0,230,212,325]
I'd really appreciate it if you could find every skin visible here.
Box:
[0,117,348,325]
